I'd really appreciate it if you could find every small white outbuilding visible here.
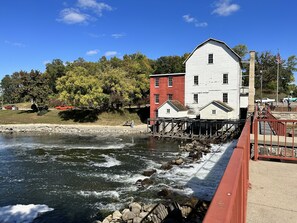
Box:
[199,100,234,120]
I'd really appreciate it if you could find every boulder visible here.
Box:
[129,202,142,215]
[112,210,122,220]
[161,162,173,170]
[141,178,154,187]
[133,216,142,223]
[122,210,136,221]
[157,188,172,197]
[142,169,157,176]
[174,158,183,165]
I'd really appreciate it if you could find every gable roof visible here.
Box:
[200,100,234,112]
[183,38,241,64]
[158,100,188,112]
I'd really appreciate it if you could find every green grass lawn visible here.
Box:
[0,108,148,125]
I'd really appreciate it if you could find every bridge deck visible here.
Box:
[247,160,297,223]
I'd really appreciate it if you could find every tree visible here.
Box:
[19,70,51,105]
[232,44,248,59]
[0,75,21,103]
[254,52,296,97]
[56,66,107,107]
[153,55,187,74]
[100,66,134,109]
[44,59,66,94]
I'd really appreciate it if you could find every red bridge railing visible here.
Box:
[253,111,297,161]
[203,118,250,223]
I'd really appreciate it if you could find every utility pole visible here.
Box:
[276,50,280,106]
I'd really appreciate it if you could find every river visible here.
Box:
[0,133,235,223]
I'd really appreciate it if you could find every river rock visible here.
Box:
[129,202,142,215]
[174,158,183,165]
[143,204,155,212]
[141,178,154,187]
[112,210,122,220]
[133,216,142,223]
[160,162,173,170]
[142,168,157,176]
[122,210,136,221]
[157,188,172,197]
[139,211,149,218]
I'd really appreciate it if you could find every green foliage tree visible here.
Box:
[19,70,52,105]
[56,66,107,108]
[0,74,21,103]
[100,66,134,109]
[153,54,187,74]
[44,59,66,94]
[232,44,248,59]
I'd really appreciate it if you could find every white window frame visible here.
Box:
[194,75,199,85]
[193,94,198,104]
[167,109,170,114]
[223,73,228,84]
[208,53,213,64]
[155,94,159,104]
[168,76,173,87]
[155,77,159,87]
[223,93,228,103]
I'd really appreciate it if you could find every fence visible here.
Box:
[253,111,297,161]
[203,118,250,223]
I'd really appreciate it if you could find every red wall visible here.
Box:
[150,74,185,119]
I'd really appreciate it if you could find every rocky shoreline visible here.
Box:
[0,124,147,136]
[96,140,215,223]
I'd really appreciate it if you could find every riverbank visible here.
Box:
[0,123,148,135]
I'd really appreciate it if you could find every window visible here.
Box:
[223,93,228,103]
[168,94,173,100]
[155,94,159,104]
[208,54,213,64]
[155,77,159,87]
[223,73,228,84]
[212,110,216,115]
[167,109,170,114]
[155,110,158,118]
[193,94,198,103]
[194,76,199,85]
[168,76,173,87]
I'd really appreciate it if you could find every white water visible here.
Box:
[0,204,53,223]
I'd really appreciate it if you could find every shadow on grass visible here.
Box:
[17,110,38,114]
[58,109,101,123]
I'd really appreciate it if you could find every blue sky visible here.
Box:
[0,0,296,81]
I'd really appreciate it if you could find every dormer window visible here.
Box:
[208,54,213,64]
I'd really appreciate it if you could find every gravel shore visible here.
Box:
[0,124,148,135]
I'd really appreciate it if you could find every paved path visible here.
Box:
[247,160,297,223]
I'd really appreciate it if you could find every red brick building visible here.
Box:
[149,73,185,119]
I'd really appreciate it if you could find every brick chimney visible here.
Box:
[248,51,255,113]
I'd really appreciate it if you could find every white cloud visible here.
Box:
[182,15,208,28]
[111,33,125,39]
[195,22,208,27]
[104,51,118,57]
[4,40,26,47]
[183,15,196,23]
[212,0,240,16]
[77,0,112,16]
[58,8,90,24]
[86,49,99,55]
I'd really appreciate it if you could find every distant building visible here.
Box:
[149,73,185,119]
[149,38,249,120]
